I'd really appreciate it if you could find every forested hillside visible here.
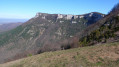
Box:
[79,3,119,47]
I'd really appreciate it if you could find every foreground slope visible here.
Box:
[0,42,119,67]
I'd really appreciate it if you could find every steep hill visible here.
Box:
[0,12,104,63]
[0,42,119,67]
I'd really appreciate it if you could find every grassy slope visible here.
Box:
[0,42,119,67]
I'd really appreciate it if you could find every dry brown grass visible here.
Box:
[0,42,119,67]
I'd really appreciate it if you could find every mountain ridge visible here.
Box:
[0,12,104,63]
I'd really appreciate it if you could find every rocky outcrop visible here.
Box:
[34,12,105,21]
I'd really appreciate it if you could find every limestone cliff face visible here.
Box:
[35,12,104,21]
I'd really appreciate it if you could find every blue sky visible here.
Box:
[0,0,118,19]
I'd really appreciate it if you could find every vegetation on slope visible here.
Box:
[79,3,119,47]
[79,16,119,46]
[0,26,24,46]
[0,42,119,67]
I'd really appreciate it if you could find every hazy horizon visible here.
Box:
[0,18,28,24]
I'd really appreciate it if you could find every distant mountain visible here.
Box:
[0,12,104,63]
[0,22,23,33]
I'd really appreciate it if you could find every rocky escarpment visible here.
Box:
[34,12,104,25]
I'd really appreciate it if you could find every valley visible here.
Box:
[0,22,23,33]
